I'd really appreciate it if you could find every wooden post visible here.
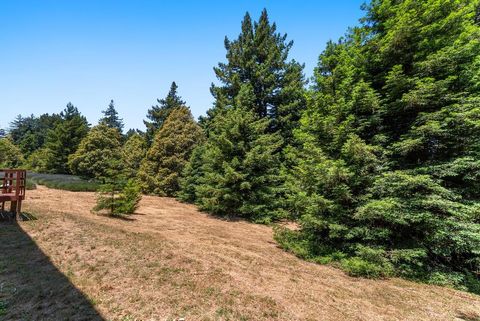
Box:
[17,199,22,220]
[11,201,17,221]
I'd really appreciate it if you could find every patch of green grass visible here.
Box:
[29,172,99,192]
[25,179,37,190]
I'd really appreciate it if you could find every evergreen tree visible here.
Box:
[44,103,89,174]
[0,138,24,168]
[277,0,480,292]
[194,106,284,222]
[121,132,146,179]
[68,123,123,179]
[207,9,306,144]
[139,106,203,196]
[94,179,142,216]
[100,100,124,133]
[92,158,142,217]
[125,128,144,140]
[9,113,61,156]
[25,148,52,173]
[143,81,186,146]
[178,143,206,203]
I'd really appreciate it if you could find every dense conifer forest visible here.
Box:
[2,0,480,293]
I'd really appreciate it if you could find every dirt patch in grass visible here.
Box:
[1,185,479,320]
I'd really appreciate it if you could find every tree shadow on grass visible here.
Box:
[0,220,105,321]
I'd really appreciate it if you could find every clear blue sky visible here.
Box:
[0,0,365,131]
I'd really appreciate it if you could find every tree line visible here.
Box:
[1,0,479,293]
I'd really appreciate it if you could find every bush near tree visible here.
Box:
[25,148,52,173]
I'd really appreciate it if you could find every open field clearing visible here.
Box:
[1,185,479,321]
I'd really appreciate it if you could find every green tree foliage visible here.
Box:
[125,128,144,140]
[143,82,186,146]
[44,103,89,174]
[204,9,306,144]
[119,179,142,213]
[92,144,142,217]
[178,143,206,203]
[139,106,203,196]
[68,123,122,179]
[193,106,284,222]
[100,99,124,133]
[93,178,142,216]
[25,148,52,172]
[9,113,61,156]
[121,132,147,179]
[277,0,480,292]
[0,138,24,168]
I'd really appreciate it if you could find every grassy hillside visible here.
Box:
[0,186,479,320]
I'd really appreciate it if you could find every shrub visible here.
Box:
[340,257,390,278]
[93,179,142,216]
[118,180,142,214]
[25,180,37,190]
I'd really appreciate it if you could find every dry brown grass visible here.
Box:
[1,185,479,321]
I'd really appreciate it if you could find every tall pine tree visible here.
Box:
[9,113,61,156]
[205,9,306,144]
[143,81,185,146]
[44,103,89,174]
[195,105,284,222]
[100,100,124,133]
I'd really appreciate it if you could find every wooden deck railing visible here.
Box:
[0,169,27,220]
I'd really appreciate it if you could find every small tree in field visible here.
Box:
[92,153,142,217]
[93,159,142,216]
